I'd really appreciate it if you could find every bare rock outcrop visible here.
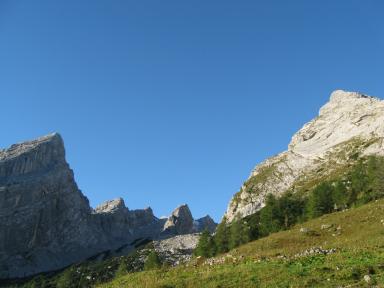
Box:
[162,204,194,235]
[0,134,216,279]
[225,90,384,222]
[161,205,217,236]
[154,234,200,266]
[193,215,217,233]
[0,134,107,278]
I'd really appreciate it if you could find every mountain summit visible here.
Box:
[225,90,384,222]
[0,134,216,279]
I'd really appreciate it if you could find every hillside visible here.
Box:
[225,90,384,222]
[3,90,384,287]
[98,199,384,287]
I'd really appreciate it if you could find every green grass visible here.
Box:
[98,199,384,287]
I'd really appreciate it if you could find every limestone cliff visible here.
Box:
[0,134,216,278]
[163,204,194,235]
[225,90,384,222]
[0,134,107,278]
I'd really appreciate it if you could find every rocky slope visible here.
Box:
[0,134,216,279]
[154,234,201,266]
[225,90,384,222]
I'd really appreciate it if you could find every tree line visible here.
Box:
[195,156,384,257]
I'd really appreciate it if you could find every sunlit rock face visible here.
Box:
[162,204,194,235]
[0,134,216,278]
[225,90,384,222]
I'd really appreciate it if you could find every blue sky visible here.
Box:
[0,1,383,221]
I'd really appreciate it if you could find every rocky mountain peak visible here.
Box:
[0,132,62,159]
[318,89,380,117]
[163,204,194,235]
[194,215,217,233]
[225,90,384,222]
[0,132,66,179]
[172,204,191,215]
[0,134,216,278]
[329,89,368,102]
[94,198,127,214]
[288,90,384,157]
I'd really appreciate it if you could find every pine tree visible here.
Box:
[115,260,128,278]
[214,217,230,253]
[349,159,368,205]
[306,182,334,218]
[247,212,261,241]
[241,220,251,243]
[332,180,348,210]
[56,268,74,288]
[207,232,217,256]
[194,229,216,257]
[144,250,161,270]
[229,220,243,250]
[259,194,281,236]
[366,156,384,201]
[278,192,304,229]
[375,158,384,199]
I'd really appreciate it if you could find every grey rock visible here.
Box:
[321,224,333,230]
[0,134,216,279]
[193,215,217,233]
[363,274,371,283]
[153,234,200,266]
[225,90,384,222]
[299,227,310,233]
[92,198,158,249]
[163,204,194,235]
[0,133,106,278]
[294,247,337,258]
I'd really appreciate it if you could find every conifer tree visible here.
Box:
[366,156,384,201]
[349,159,368,204]
[306,182,334,218]
[229,220,243,250]
[115,260,128,278]
[259,194,281,236]
[56,268,74,288]
[214,217,230,253]
[194,229,216,257]
[144,250,161,270]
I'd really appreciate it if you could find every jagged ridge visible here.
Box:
[0,134,216,279]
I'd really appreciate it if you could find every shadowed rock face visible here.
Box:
[93,198,159,247]
[194,215,217,233]
[0,134,105,278]
[0,134,216,278]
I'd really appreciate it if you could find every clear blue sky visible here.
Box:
[0,1,383,221]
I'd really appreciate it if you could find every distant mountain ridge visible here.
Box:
[0,133,216,279]
[225,90,384,222]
